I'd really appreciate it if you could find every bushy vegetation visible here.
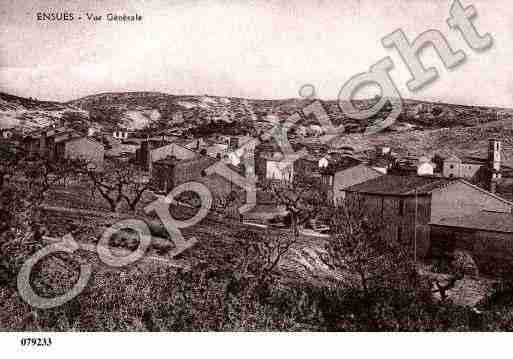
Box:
[0,257,505,331]
[1,207,512,331]
[2,146,513,331]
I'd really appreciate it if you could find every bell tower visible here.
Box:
[488,138,501,179]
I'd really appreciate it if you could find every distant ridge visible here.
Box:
[1,91,512,140]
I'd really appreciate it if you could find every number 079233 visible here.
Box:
[20,337,52,347]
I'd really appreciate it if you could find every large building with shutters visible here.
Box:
[344,175,513,259]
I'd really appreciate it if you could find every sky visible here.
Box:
[0,0,512,107]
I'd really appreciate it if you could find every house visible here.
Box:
[265,152,294,181]
[369,146,395,174]
[308,124,324,136]
[112,127,129,140]
[215,135,231,146]
[430,211,513,274]
[22,126,104,169]
[22,126,78,157]
[318,156,329,169]
[185,137,210,151]
[136,141,197,171]
[206,143,229,159]
[294,154,321,181]
[376,146,391,157]
[228,135,253,152]
[318,152,351,169]
[105,142,139,161]
[225,136,257,171]
[296,126,308,137]
[260,151,321,182]
[388,155,435,176]
[439,138,501,185]
[344,175,513,259]
[442,155,484,179]
[0,128,13,139]
[152,154,244,205]
[417,156,435,176]
[321,162,384,205]
[63,137,105,171]
[370,157,392,174]
[255,140,293,181]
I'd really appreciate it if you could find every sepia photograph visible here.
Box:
[1,0,513,356]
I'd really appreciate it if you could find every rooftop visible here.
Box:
[25,126,79,139]
[344,174,456,195]
[430,210,513,233]
[441,154,489,165]
[154,152,242,173]
[321,156,362,175]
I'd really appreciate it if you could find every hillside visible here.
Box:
[2,91,513,161]
[0,92,87,131]
[65,92,513,135]
[331,123,513,166]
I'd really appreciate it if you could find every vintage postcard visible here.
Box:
[1,0,513,355]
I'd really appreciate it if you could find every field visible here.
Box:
[0,180,353,331]
[0,178,504,331]
[44,183,332,273]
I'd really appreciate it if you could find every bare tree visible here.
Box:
[88,161,154,212]
[226,229,299,303]
[0,143,84,205]
[0,146,84,285]
[0,142,20,190]
[235,230,297,284]
[324,195,413,292]
[260,176,326,237]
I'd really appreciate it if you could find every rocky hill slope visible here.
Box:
[65,92,513,135]
[2,91,513,160]
[0,92,88,131]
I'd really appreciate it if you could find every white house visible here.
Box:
[296,126,308,137]
[112,128,129,140]
[0,128,13,139]
[266,160,294,181]
[308,124,324,136]
[417,156,435,176]
[266,152,294,181]
[318,157,329,169]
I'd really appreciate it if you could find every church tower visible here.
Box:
[488,138,501,177]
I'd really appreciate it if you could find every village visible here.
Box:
[4,108,513,281]
[3,93,513,331]
[7,2,513,356]
[1,59,513,331]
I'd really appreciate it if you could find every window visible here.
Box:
[449,164,454,169]
[399,198,404,216]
